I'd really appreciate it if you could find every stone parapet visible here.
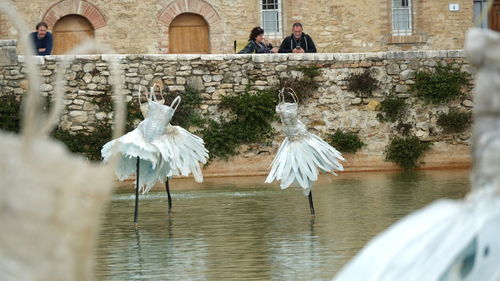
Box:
[0,47,473,171]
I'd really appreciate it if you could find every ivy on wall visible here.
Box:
[278,65,321,102]
[0,94,21,133]
[327,130,364,153]
[0,62,471,169]
[376,93,408,123]
[437,110,472,134]
[411,63,471,104]
[346,68,379,99]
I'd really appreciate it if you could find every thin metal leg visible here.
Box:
[165,178,172,216]
[308,190,315,216]
[134,157,140,225]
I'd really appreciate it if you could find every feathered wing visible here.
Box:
[101,129,163,193]
[332,198,499,281]
[156,125,209,182]
[266,133,344,194]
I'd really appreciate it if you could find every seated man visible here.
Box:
[31,22,53,56]
[279,22,317,53]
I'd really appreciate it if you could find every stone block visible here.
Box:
[83,63,95,73]
[179,54,201,60]
[462,100,474,107]
[168,85,185,92]
[395,84,409,93]
[18,55,44,65]
[0,40,16,47]
[40,83,53,92]
[386,63,400,75]
[351,98,362,105]
[201,54,224,61]
[402,51,424,59]
[400,69,415,80]
[101,54,124,62]
[187,76,204,90]
[0,46,17,66]
[447,50,465,58]
[367,100,380,111]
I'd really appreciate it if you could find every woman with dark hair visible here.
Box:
[238,26,278,54]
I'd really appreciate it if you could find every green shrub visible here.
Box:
[164,86,205,128]
[52,121,112,161]
[201,119,241,160]
[202,89,277,160]
[385,135,432,169]
[295,65,321,79]
[346,68,379,99]
[279,65,321,102]
[219,89,277,141]
[395,122,412,136]
[411,63,470,104]
[0,94,21,133]
[327,130,364,153]
[437,110,472,133]
[376,93,407,123]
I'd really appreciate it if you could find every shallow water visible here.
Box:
[95,169,470,281]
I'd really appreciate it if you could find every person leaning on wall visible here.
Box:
[31,21,53,56]
[238,26,279,54]
[279,22,317,53]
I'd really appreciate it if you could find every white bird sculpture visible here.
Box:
[332,27,500,281]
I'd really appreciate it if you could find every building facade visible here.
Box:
[0,0,498,54]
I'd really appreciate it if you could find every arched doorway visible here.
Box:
[489,0,500,31]
[169,13,208,54]
[53,15,94,55]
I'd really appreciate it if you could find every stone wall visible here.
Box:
[0,42,473,173]
[1,0,474,54]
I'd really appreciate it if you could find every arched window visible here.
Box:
[53,15,94,55]
[169,13,209,54]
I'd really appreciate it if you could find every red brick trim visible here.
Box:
[157,0,225,53]
[386,34,428,44]
[42,0,106,30]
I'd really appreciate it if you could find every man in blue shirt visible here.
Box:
[31,22,52,56]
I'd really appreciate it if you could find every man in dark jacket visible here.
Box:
[279,22,317,53]
[31,22,53,56]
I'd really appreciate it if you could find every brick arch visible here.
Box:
[157,0,226,53]
[42,0,106,30]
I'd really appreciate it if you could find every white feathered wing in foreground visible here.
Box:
[332,28,500,281]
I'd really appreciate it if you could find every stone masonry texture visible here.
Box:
[0,40,473,174]
[1,0,473,54]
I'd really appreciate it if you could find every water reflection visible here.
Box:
[96,169,470,280]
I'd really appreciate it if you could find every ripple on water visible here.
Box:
[96,170,470,281]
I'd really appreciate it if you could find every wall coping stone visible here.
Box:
[0,40,16,47]
[141,54,178,61]
[9,47,467,66]
[102,54,129,61]
[200,54,225,61]
[17,55,45,64]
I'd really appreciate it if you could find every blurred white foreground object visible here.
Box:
[0,1,126,280]
[333,27,500,281]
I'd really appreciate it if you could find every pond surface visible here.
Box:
[95,169,470,281]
